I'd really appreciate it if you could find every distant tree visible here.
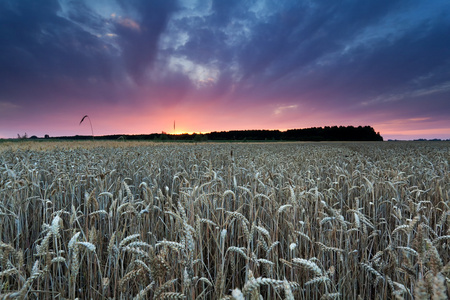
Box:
[194,134,207,142]
[45,134,50,139]
[17,133,28,139]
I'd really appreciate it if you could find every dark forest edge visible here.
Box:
[14,126,384,142]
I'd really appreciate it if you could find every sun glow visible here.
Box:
[172,131,200,135]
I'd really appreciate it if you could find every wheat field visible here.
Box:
[0,141,448,299]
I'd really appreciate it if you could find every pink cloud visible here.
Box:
[112,14,141,31]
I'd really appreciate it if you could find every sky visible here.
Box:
[1,0,449,140]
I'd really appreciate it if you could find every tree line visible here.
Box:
[41,126,383,141]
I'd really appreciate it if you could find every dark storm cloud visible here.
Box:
[2,0,448,104]
[249,2,444,98]
[319,13,450,117]
[174,1,398,79]
[0,0,117,105]
[210,0,239,25]
[0,0,177,105]
[114,0,178,82]
[163,0,450,114]
[267,15,450,103]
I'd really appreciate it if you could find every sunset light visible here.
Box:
[0,1,449,140]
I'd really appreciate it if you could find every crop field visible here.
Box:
[0,141,448,299]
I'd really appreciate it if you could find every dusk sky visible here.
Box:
[1,0,449,140]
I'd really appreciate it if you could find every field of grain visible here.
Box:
[0,141,448,299]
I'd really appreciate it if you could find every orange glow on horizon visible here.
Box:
[172,131,201,135]
[374,118,450,140]
[1,96,448,140]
